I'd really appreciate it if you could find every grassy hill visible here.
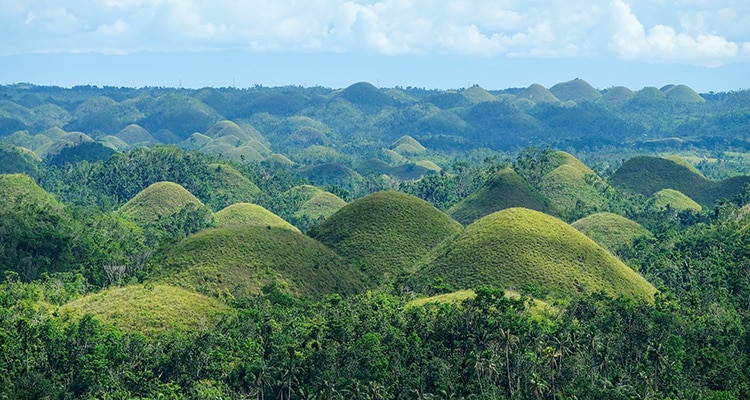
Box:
[609,156,750,206]
[391,135,427,153]
[118,181,207,225]
[599,86,635,104]
[540,164,606,219]
[549,79,602,103]
[572,212,653,252]
[155,225,368,297]
[116,124,154,146]
[663,155,704,177]
[448,168,548,225]
[461,85,496,104]
[663,84,705,103]
[59,284,230,335]
[651,189,702,212]
[517,84,560,103]
[339,82,395,108]
[308,191,462,283]
[214,203,299,232]
[408,208,657,302]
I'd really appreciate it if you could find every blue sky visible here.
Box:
[1,0,749,92]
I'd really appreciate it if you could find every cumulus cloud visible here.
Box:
[0,0,746,66]
[609,0,741,65]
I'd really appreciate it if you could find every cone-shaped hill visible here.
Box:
[448,168,548,225]
[663,155,704,177]
[308,191,462,282]
[549,78,602,103]
[118,181,207,225]
[651,189,702,212]
[155,225,368,297]
[338,82,395,107]
[539,152,606,218]
[599,86,635,104]
[205,120,253,141]
[408,208,657,302]
[461,85,496,104]
[287,185,347,222]
[1,173,62,210]
[517,84,560,103]
[572,212,653,252]
[215,203,299,232]
[60,284,230,335]
[391,135,427,153]
[116,124,154,146]
[610,156,750,206]
[662,84,705,103]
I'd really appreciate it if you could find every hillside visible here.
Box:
[214,203,299,232]
[549,78,602,103]
[155,225,368,297]
[517,84,560,103]
[609,156,750,206]
[408,208,656,301]
[60,284,230,335]
[308,191,462,282]
[448,168,548,225]
[572,212,654,252]
[117,181,207,225]
[651,189,702,212]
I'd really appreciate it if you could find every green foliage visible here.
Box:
[214,202,299,232]
[309,191,462,283]
[60,284,230,335]
[652,188,703,212]
[448,168,548,225]
[409,207,657,301]
[572,212,654,252]
[155,225,369,298]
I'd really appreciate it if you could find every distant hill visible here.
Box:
[651,189,702,212]
[0,143,41,175]
[117,181,207,225]
[391,135,427,153]
[339,82,395,108]
[610,156,750,206]
[116,124,154,146]
[448,168,548,225]
[60,284,230,335]
[408,208,657,301]
[662,84,705,103]
[214,203,299,232]
[572,212,653,252]
[549,79,602,103]
[308,191,462,283]
[461,85,496,104]
[539,152,606,219]
[516,84,560,103]
[599,86,635,104]
[156,225,368,297]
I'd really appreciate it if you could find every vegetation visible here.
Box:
[572,212,654,252]
[214,203,299,232]
[309,191,462,283]
[409,208,657,302]
[652,188,703,212]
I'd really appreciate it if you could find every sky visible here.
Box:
[1,0,749,92]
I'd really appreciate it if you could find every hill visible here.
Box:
[516,84,560,103]
[461,85,496,104]
[539,158,606,220]
[609,156,750,206]
[663,155,704,177]
[662,84,705,103]
[308,191,462,283]
[599,86,635,104]
[214,203,299,232]
[549,79,602,103]
[338,82,395,108]
[408,208,657,302]
[448,168,548,225]
[572,212,653,252]
[651,189,702,212]
[117,181,207,225]
[391,135,427,153]
[155,225,368,297]
[60,284,230,335]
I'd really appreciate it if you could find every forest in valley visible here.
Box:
[1,80,750,399]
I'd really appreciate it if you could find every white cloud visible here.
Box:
[609,0,740,65]
[0,0,746,67]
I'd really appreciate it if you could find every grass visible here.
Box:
[610,156,750,206]
[0,173,62,209]
[391,135,427,153]
[224,145,265,163]
[59,284,230,335]
[663,155,704,177]
[339,82,395,107]
[572,212,654,252]
[155,225,368,298]
[205,120,253,141]
[308,191,462,283]
[416,160,441,172]
[663,84,705,103]
[549,79,602,103]
[205,163,262,207]
[408,208,657,302]
[599,86,635,104]
[116,124,154,145]
[215,203,299,232]
[297,191,347,221]
[118,181,206,225]
[406,289,556,318]
[651,189,702,212]
[517,84,560,103]
[461,85,496,104]
[540,164,606,219]
[449,168,548,225]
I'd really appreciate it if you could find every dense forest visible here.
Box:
[2,80,750,399]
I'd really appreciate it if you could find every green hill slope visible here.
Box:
[461,85,496,104]
[308,191,462,283]
[651,189,702,212]
[663,84,705,103]
[214,203,299,232]
[118,181,207,225]
[408,208,656,302]
[156,225,368,297]
[448,168,548,225]
[60,284,230,335]
[572,212,653,252]
[610,156,750,206]
[517,84,560,103]
[549,78,602,102]
[540,163,606,219]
